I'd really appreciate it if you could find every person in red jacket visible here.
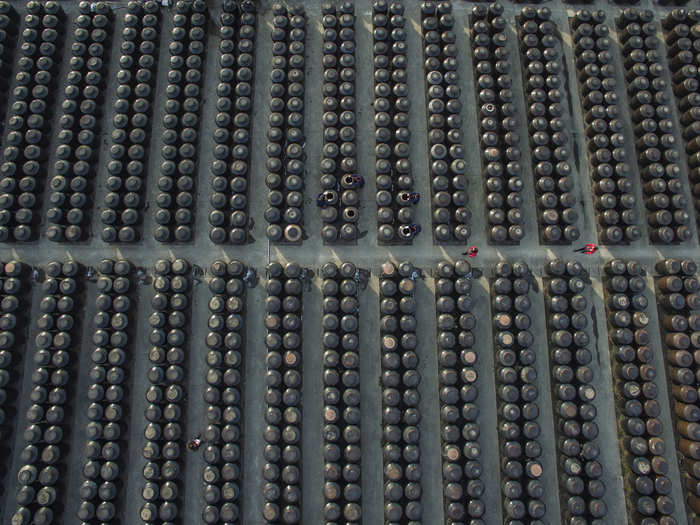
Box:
[462,246,478,258]
[574,243,598,255]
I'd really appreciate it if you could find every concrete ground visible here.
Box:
[0,0,699,524]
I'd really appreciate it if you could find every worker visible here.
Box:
[243,267,258,287]
[353,268,369,289]
[347,175,364,189]
[187,434,202,451]
[399,191,420,205]
[574,243,598,255]
[462,246,478,258]
[399,223,421,239]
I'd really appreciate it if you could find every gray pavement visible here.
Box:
[0,0,699,524]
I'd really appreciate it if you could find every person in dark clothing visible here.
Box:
[399,223,422,239]
[348,175,364,188]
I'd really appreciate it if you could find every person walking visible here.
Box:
[187,434,202,451]
[574,243,598,255]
